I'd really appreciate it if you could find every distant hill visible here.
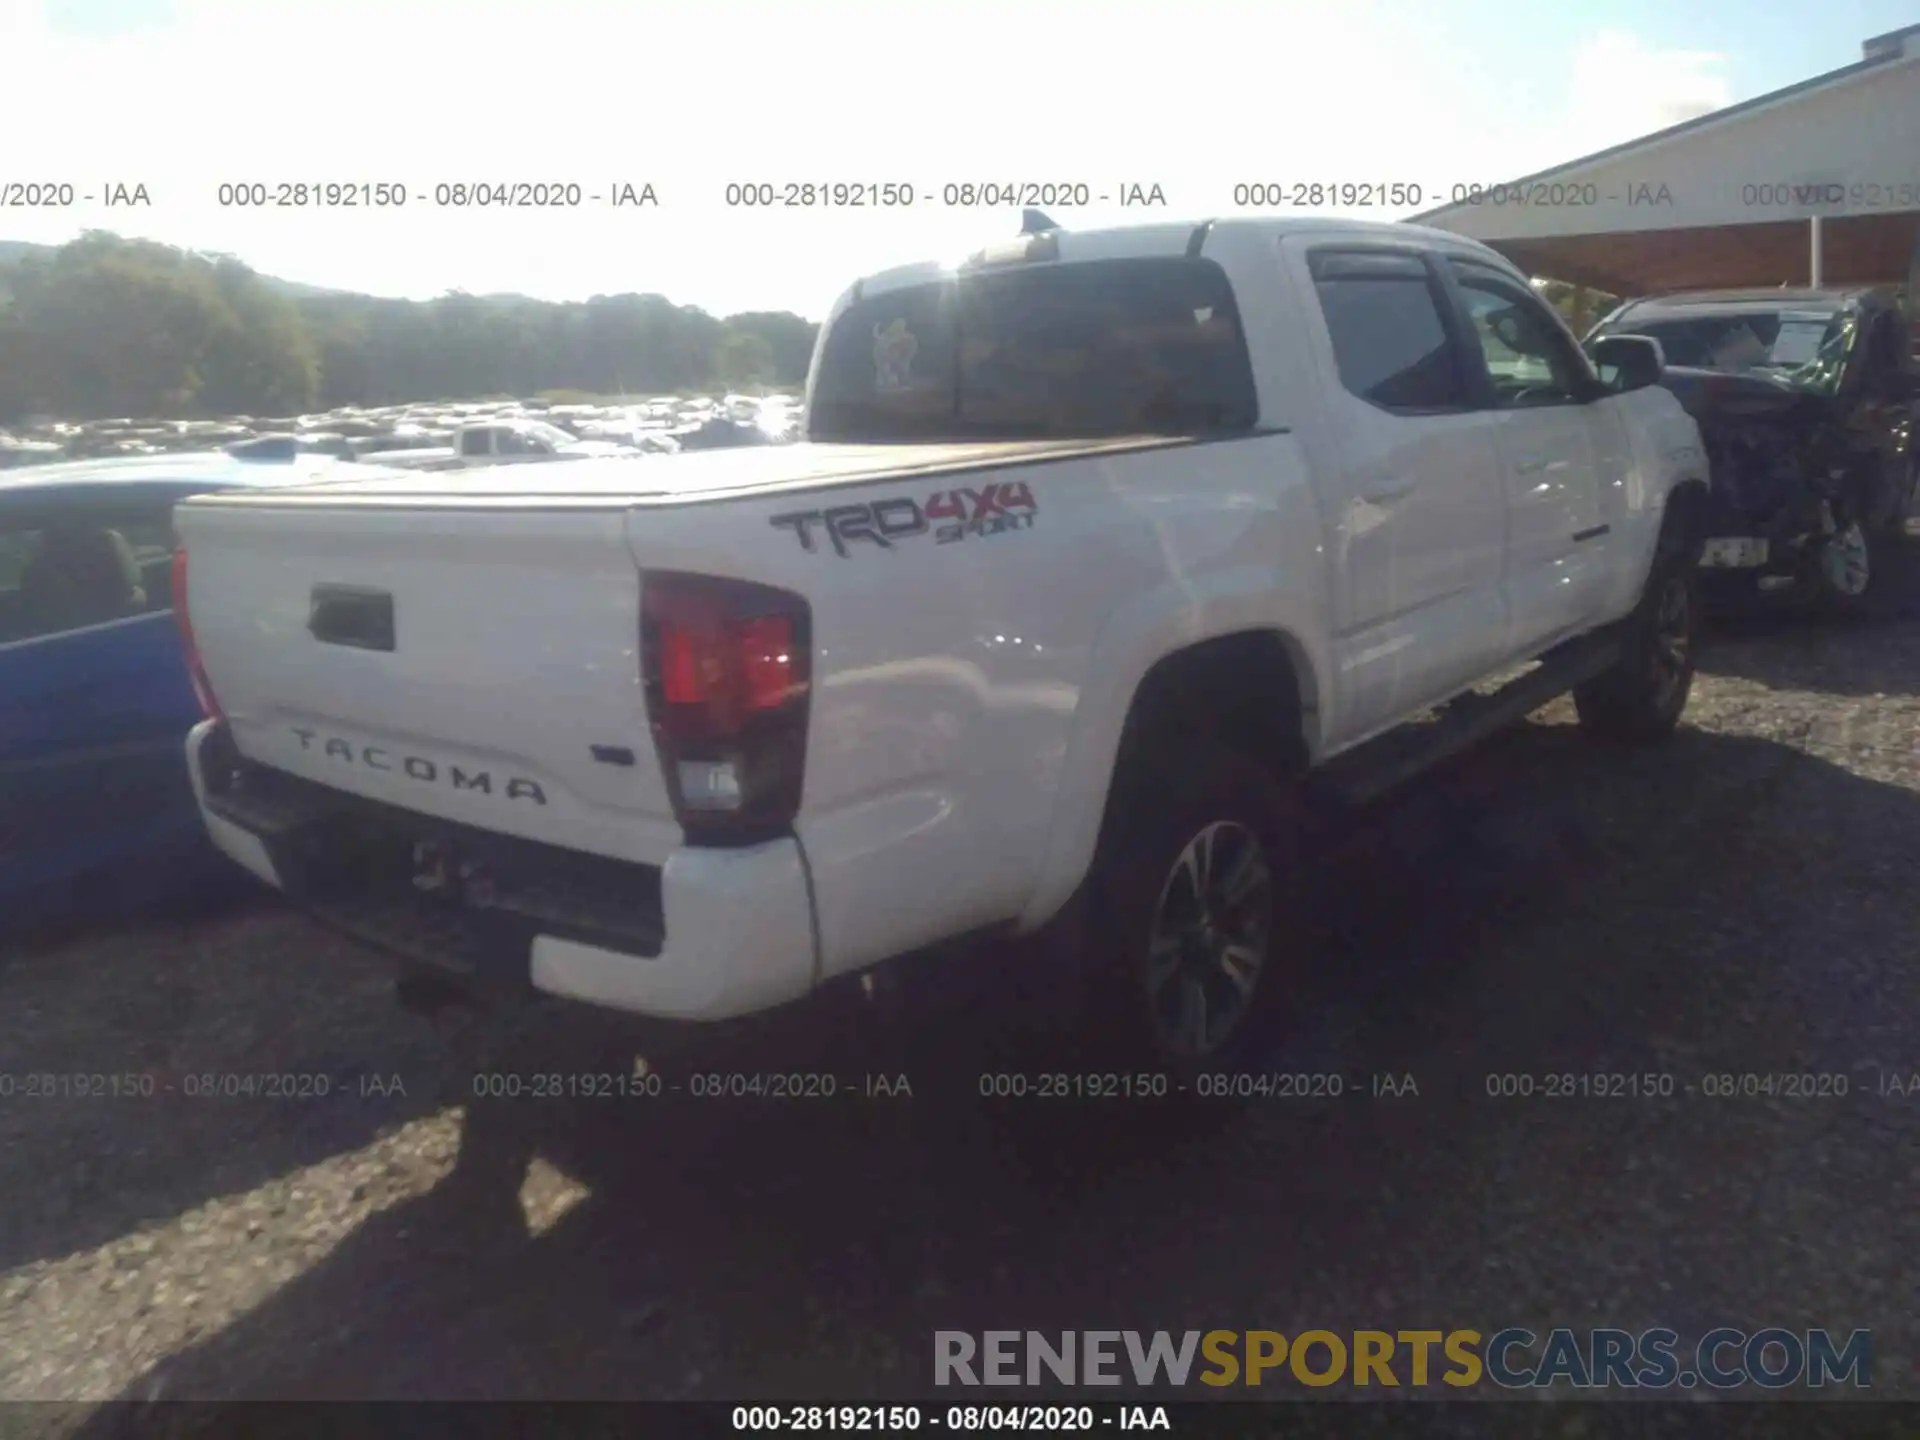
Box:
[0,237,348,298]
[0,231,819,421]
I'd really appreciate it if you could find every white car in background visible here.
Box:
[371,417,646,471]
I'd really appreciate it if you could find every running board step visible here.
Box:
[1304,630,1624,813]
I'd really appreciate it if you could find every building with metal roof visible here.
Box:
[1410,22,1920,305]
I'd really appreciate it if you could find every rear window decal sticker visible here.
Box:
[873,318,918,392]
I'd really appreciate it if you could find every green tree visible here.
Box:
[0,232,823,421]
[199,255,321,415]
[726,311,818,384]
[715,331,776,388]
[1533,278,1620,337]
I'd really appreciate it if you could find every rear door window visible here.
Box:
[0,507,177,645]
[808,256,1259,441]
[1308,250,1470,413]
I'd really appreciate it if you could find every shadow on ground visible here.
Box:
[1695,527,1920,697]
[0,853,261,966]
[60,707,1920,1418]
[0,871,454,1276]
[8,537,1914,1286]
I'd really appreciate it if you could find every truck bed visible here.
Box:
[173,422,1312,977]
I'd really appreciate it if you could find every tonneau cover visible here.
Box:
[181,436,1194,511]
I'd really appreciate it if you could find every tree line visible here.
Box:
[1535,278,1620,337]
[0,232,819,423]
[0,232,1626,425]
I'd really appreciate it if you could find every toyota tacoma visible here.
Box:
[174,216,1710,1072]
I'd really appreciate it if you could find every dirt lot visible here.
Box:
[3,552,1919,1423]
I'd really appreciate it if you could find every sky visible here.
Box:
[1,0,1915,318]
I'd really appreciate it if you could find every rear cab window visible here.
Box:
[807,256,1260,442]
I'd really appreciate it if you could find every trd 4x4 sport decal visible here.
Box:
[769,481,1037,557]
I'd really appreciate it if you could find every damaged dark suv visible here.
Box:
[1587,288,1919,610]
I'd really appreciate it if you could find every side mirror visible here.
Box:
[1588,334,1665,392]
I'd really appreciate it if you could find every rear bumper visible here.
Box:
[184,720,819,1022]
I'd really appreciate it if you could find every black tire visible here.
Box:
[1574,536,1697,742]
[1868,452,1915,538]
[1078,743,1305,1081]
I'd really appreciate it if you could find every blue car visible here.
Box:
[0,452,366,926]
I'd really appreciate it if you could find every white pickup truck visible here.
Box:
[174,216,1708,1073]
[370,417,640,471]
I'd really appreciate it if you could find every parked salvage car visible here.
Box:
[227,432,355,461]
[0,452,398,926]
[670,413,779,450]
[363,418,646,472]
[1587,287,1919,610]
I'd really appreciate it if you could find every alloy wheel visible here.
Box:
[1145,821,1273,1059]
[1820,521,1872,598]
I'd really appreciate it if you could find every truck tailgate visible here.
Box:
[175,501,679,865]
[176,434,1196,871]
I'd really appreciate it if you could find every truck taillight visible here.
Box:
[170,549,224,721]
[642,571,811,846]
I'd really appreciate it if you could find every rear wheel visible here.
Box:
[1575,537,1696,742]
[1080,744,1305,1079]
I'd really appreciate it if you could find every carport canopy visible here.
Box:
[1408,23,1920,297]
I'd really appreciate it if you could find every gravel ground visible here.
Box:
[2,547,1918,1426]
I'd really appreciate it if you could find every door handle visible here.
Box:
[309,585,396,651]
[1360,476,1417,502]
